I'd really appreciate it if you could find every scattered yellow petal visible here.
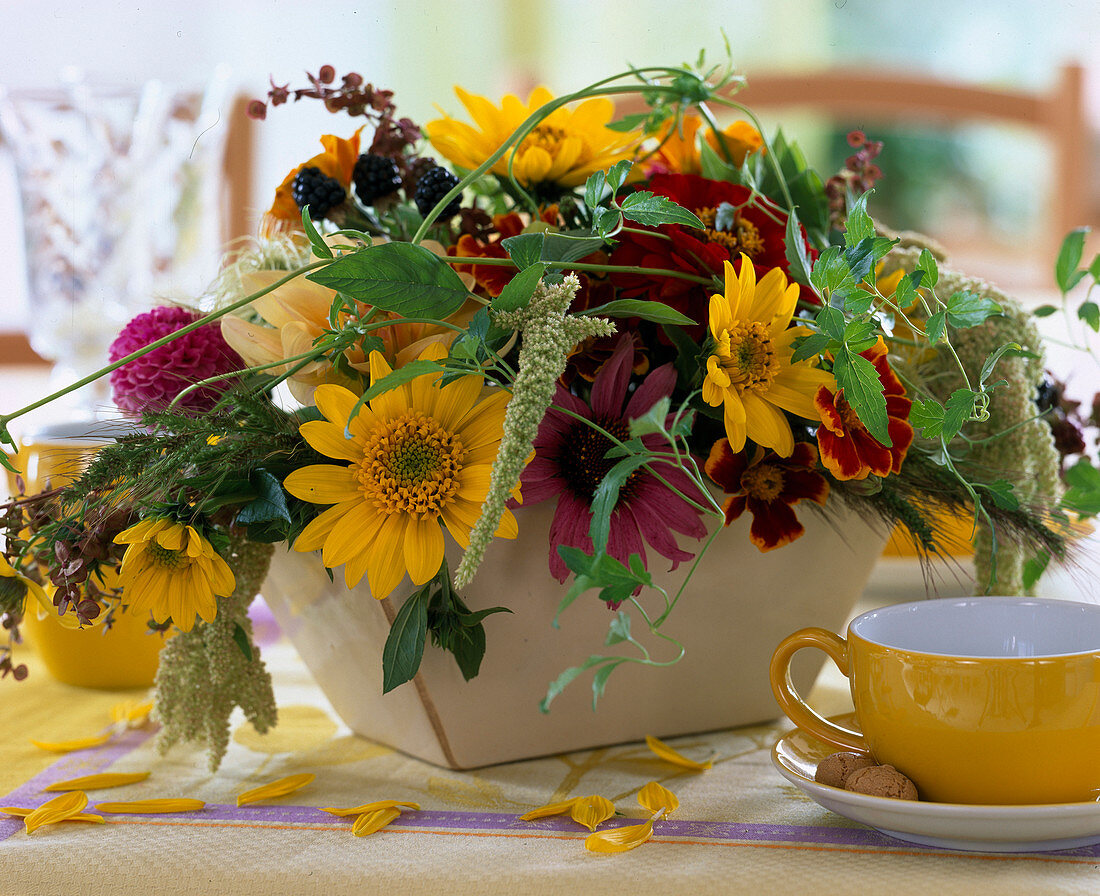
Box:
[95,799,205,814]
[322,800,420,817]
[23,791,89,834]
[110,700,154,727]
[31,732,113,753]
[637,781,679,816]
[569,795,616,832]
[645,735,713,770]
[45,772,152,792]
[519,798,581,821]
[1,806,104,824]
[351,806,402,837]
[584,811,665,854]
[236,773,316,806]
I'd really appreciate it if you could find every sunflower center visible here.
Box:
[523,124,569,154]
[559,417,634,501]
[359,412,466,518]
[713,322,780,394]
[741,463,785,502]
[697,206,766,258]
[147,543,186,570]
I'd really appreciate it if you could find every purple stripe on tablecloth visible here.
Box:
[0,726,155,842]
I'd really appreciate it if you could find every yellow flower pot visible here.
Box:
[263,500,889,769]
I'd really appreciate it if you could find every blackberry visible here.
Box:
[291,166,346,218]
[352,153,402,204]
[414,166,462,219]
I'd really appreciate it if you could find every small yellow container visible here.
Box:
[8,420,165,690]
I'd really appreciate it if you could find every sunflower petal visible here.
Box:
[352,806,402,837]
[236,773,315,806]
[31,732,113,753]
[637,781,679,816]
[23,791,89,834]
[645,735,714,770]
[45,772,151,792]
[569,795,616,832]
[584,816,658,853]
[322,800,420,817]
[518,798,580,821]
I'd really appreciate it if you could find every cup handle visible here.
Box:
[769,627,867,752]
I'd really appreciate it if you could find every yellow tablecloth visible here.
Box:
[3,604,1099,896]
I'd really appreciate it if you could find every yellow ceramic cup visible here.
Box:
[7,420,163,690]
[770,597,1100,805]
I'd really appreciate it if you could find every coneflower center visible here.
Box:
[560,417,635,501]
[359,412,466,518]
[146,543,186,569]
[712,322,781,394]
[741,462,785,502]
[523,124,569,154]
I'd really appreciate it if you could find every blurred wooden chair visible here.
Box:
[617,63,1090,276]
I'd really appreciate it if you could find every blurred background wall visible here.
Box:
[0,0,1096,328]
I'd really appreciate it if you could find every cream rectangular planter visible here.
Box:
[262,500,887,769]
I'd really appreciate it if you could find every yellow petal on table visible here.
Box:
[30,732,113,753]
[95,799,205,814]
[637,781,679,816]
[322,800,420,817]
[23,791,89,834]
[351,806,402,837]
[45,772,152,792]
[1,806,104,825]
[568,795,616,832]
[236,773,316,806]
[110,700,154,727]
[645,735,713,771]
[584,811,665,854]
[518,798,581,821]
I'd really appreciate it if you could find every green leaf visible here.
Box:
[1032,304,1059,318]
[946,290,1002,329]
[979,479,1018,511]
[628,396,671,438]
[925,310,947,346]
[604,611,632,646]
[784,212,813,287]
[581,299,694,326]
[1022,552,1052,591]
[619,191,704,229]
[1078,301,1100,332]
[843,190,876,248]
[979,342,1034,386]
[593,207,624,239]
[1055,227,1089,293]
[1090,252,1100,282]
[584,169,607,211]
[359,359,444,404]
[232,623,254,663]
[815,304,846,341]
[235,470,292,528]
[809,246,854,296]
[916,248,939,289]
[1062,458,1100,517]
[500,233,543,269]
[590,454,652,554]
[843,287,874,316]
[491,262,547,313]
[456,605,512,627]
[892,269,924,310]
[942,389,979,442]
[909,398,945,439]
[448,623,486,682]
[604,160,634,194]
[607,112,651,133]
[540,656,603,713]
[300,207,333,259]
[843,319,879,354]
[382,586,431,693]
[833,347,890,446]
[309,242,471,319]
[843,236,877,284]
[540,231,607,264]
[591,659,625,709]
[791,332,832,363]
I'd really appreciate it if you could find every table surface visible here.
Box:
[3,599,1100,896]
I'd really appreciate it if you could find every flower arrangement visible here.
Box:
[1,54,1094,768]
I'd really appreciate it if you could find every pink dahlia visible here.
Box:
[109,306,244,416]
[521,336,708,584]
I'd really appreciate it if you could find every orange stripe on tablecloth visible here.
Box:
[94,818,1100,864]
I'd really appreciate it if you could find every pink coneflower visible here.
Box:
[521,336,708,584]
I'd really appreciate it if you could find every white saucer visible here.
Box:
[772,714,1100,853]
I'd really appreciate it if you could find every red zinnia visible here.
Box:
[815,338,914,481]
[520,336,708,583]
[705,440,829,552]
[609,173,817,334]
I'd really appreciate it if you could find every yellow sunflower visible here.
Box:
[114,519,235,633]
[702,257,834,457]
[426,86,639,189]
[284,346,516,598]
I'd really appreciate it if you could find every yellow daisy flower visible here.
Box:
[702,257,834,457]
[426,86,639,189]
[114,519,236,633]
[284,346,516,598]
